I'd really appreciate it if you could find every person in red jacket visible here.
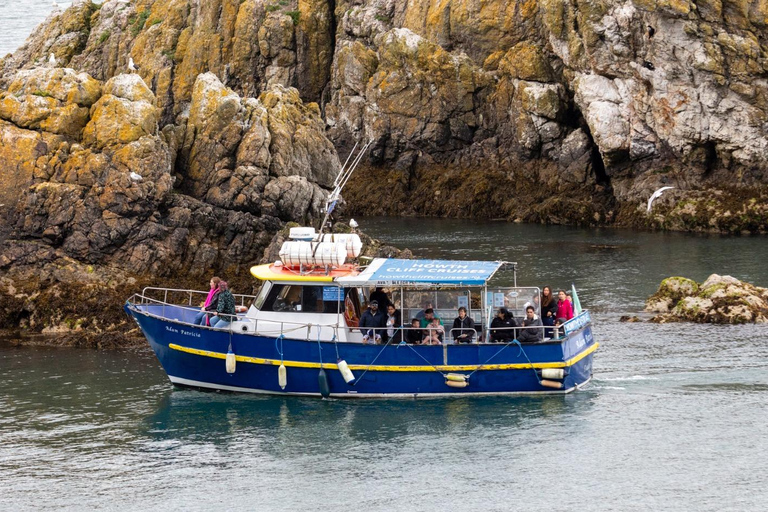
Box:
[556,289,574,322]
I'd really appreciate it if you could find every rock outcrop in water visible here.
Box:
[646,275,768,324]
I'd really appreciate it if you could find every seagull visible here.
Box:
[349,218,358,229]
[129,171,143,182]
[128,57,138,72]
[48,53,56,65]
[647,186,674,212]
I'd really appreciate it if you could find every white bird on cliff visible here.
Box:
[48,53,57,66]
[129,171,143,182]
[128,57,138,73]
[349,218,359,230]
[647,186,675,213]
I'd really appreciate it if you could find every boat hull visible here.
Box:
[126,304,597,398]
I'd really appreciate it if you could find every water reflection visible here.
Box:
[142,390,585,451]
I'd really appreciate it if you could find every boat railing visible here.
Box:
[128,291,584,343]
[139,286,258,308]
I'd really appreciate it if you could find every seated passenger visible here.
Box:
[406,318,422,344]
[194,276,221,325]
[422,317,444,345]
[419,308,443,329]
[359,300,386,344]
[383,304,402,344]
[415,300,433,321]
[556,289,574,321]
[489,308,517,343]
[452,306,475,343]
[517,306,543,344]
[210,281,236,329]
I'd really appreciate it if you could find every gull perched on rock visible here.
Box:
[129,171,143,182]
[128,57,138,73]
[48,53,56,66]
[647,186,674,212]
[349,218,358,230]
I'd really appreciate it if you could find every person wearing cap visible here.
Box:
[359,299,386,344]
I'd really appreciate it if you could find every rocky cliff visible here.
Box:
[1,0,767,340]
[3,0,767,234]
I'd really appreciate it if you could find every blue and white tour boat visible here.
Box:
[124,227,598,398]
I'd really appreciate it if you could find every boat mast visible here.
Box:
[318,140,371,236]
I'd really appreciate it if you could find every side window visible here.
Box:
[262,284,302,312]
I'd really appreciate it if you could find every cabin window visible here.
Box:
[260,284,347,313]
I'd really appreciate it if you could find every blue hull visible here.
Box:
[126,304,597,398]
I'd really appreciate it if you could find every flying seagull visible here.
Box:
[647,186,674,212]
[129,172,143,182]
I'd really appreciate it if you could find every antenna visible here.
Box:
[318,141,371,235]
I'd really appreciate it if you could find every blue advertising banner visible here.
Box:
[341,259,503,286]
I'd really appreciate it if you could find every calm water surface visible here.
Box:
[0,0,60,56]
[3,220,768,511]
[1,9,768,511]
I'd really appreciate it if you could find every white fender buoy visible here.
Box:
[446,380,469,388]
[337,359,355,384]
[540,379,563,389]
[541,368,565,380]
[226,350,236,374]
[446,373,469,382]
[278,363,287,389]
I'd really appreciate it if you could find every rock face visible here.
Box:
[646,275,768,324]
[1,0,766,232]
[0,58,339,339]
[2,0,768,341]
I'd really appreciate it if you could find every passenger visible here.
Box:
[194,276,221,325]
[419,308,443,329]
[383,303,402,344]
[369,287,391,310]
[452,306,475,343]
[359,300,386,344]
[540,286,558,336]
[422,317,444,345]
[518,306,543,344]
[415,300,433,321]
[210,281,236,329]
[489,308,517,343]
[556,289,574,321]
[406,318,423,345]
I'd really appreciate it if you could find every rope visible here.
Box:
[332,333,340,360]
[351,338,392,386]
[399,342,448,378]
[316,332,324,369]
[274,334,285,363]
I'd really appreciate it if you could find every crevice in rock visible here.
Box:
[703,140,717,175]
[321,0,337,113]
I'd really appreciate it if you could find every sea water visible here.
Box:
[1,6,768,510]
[2,220,768,511]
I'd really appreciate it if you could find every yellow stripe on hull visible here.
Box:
[169,342,599,372]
